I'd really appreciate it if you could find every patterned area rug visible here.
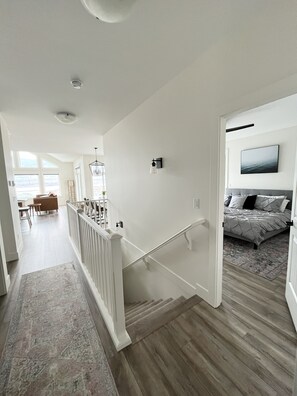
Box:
[0,263,118,395]
[224,232,289,280]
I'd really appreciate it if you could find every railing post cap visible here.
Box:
[108,231,123,240]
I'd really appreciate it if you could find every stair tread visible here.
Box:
[125,302,147,314]
[125,300,157,318]
[125,300,164,321]
[126,299,174,326]
[127,295,202,344]
[127,297,183,327]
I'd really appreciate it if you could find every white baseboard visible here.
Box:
[69,237,131,351]
[6,251,19,262]
[5,274,10,292]
[0,274,10,296]
[123,238,200,299]
[195,282,209,303]
[17,239,23,256]
[147,257,196,298]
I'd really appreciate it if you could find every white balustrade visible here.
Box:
[83,199,108,229]
[67,202,131,351]
[67,202,81,254]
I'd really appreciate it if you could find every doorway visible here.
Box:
[219,93,297,328]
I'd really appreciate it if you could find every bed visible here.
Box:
[224,188,292,249]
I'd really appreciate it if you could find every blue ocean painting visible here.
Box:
[241,145,279,174]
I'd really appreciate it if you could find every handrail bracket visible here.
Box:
[184,231,192,250]
[143,258,151,270]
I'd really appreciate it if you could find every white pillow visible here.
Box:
[257,195,286,200]
[229,195,247,209]
[280,199,290,212]
[255,195,286,212]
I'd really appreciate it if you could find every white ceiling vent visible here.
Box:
[55,112,77,124]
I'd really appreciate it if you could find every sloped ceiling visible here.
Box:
[0,0,269,156]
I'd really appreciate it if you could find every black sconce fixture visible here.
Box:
[116,221,123,228]
[150,158,163,174]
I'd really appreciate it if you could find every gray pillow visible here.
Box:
[229,195,247,209]
[224,194,231,206]
[254,195,285,212]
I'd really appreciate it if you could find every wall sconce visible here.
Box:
[150,158,163,174]
[116,221,123,228]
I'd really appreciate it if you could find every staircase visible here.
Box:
[125,295,202,343]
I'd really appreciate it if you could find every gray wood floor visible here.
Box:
[0,208,77,354]
[0,208,296,395]
[111,262,296,396]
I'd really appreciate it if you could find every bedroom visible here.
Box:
[223,94,297,284]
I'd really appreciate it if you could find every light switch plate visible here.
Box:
[193,198,200,209]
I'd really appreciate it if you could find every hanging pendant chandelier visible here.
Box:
[89,147,104,176]
[81,0,136,23]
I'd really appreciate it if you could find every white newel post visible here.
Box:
[110,232,131,348]
[66,201,71,238]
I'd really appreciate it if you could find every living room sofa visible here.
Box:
[33,195,58,212]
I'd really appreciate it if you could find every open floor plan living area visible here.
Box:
[1,1,297,395]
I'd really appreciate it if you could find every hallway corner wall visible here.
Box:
[0,118,22,261]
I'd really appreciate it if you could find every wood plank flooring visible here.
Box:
[111,260,297,395]
[0,208,77,354]
[0,209,296,395]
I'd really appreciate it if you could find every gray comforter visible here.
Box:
[224,207,291,245]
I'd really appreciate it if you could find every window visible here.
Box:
[18,152,38,168]
[15,174,40,199]
[43,174,60,195]
[42,159,58,168]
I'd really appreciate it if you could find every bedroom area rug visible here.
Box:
[0,263,118,395]
[223,232,289,280]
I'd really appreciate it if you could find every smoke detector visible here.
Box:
[71,79,83,89]
[55,112,77,124]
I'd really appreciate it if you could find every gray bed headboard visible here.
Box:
[225,188,293,210]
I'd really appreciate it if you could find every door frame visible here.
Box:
[215,73,297,307]
[74,166,83,202]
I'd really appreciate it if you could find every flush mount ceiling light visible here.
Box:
[81,0,137,23]
[55,112,77,124]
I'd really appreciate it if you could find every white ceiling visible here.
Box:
[226,93,297,141]
[0,0,270,157]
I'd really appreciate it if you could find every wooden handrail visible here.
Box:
[123,218,206,271]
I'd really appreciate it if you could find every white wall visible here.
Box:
[57,161,74,205]
[226,126,297,190]
[104,2,297,307]
[0,120,22,261]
